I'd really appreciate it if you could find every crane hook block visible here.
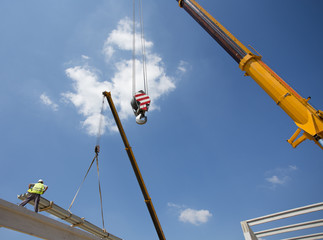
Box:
[131,90,151,125]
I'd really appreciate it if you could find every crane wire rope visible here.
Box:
[96,96,106,147]
[132,0,148,96]
[68,97,106,231]
[139,0,148,95]
[132,0,136,96]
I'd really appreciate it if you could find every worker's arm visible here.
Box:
[43,186,48,193]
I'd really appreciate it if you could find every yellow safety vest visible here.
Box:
[28,183,45,194]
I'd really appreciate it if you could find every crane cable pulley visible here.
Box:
[131,0,151,125]
[68,97,106,232]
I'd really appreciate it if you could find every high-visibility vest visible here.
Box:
[28,183,45,194]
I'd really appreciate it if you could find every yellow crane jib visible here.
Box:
[102,91,166,240]
[177,0,323,149]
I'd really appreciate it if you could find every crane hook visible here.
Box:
[136,113,147,125]
[131,90,151,125]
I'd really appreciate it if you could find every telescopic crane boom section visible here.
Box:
[102,91,166,240]
[177,0,323,149]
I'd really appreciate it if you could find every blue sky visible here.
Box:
[1,0,323,239]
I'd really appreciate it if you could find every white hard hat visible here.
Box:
[38,179,44,183]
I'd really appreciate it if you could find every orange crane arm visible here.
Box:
[177,0,323,149]
[102,91,166,240]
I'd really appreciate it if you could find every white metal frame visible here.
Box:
[241,202,323,240]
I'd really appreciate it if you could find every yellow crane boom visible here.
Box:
[177,0,323,149]
[102,91,166,240]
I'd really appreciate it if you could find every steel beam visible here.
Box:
[281,232,323,240]
[255,219,323,238]
[241,202,323,240]
[0,198,105,240]
[246,202,323,226]
[241,221,258,240]
[17,194,122,240]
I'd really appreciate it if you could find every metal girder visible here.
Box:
[17,194,122,240]
[0,198,107,240]
[255,219,323,238]
[241,202,323,240]
[241,221,258,240]
[246,202,323,226]
[281,232,323,240]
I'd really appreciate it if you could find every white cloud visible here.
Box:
[264,165,298,189]
[266,175,285,185]
[103,17,153,61]
[289,165,298,171]
[81,55,90,60]
[179,208,212,226]
[168,202,212,226]
[40,93,58,111]
[177,60,189,74]
[167,202,181,208]
[62,66,113,135]
[63,17,177,135]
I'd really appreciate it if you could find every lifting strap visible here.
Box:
[68,97,106,231]
[68,152,97,213]
[95,150,105,231]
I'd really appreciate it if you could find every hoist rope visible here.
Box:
[139,0,148,95]
[68,98,106,231]
[132,0,148,95]
[132,0,136,96]
[96,96,105,147]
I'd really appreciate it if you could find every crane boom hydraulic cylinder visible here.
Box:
[102,91,166,240]
[177,0,323,149]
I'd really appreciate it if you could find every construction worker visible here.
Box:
[19,179,48,213]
